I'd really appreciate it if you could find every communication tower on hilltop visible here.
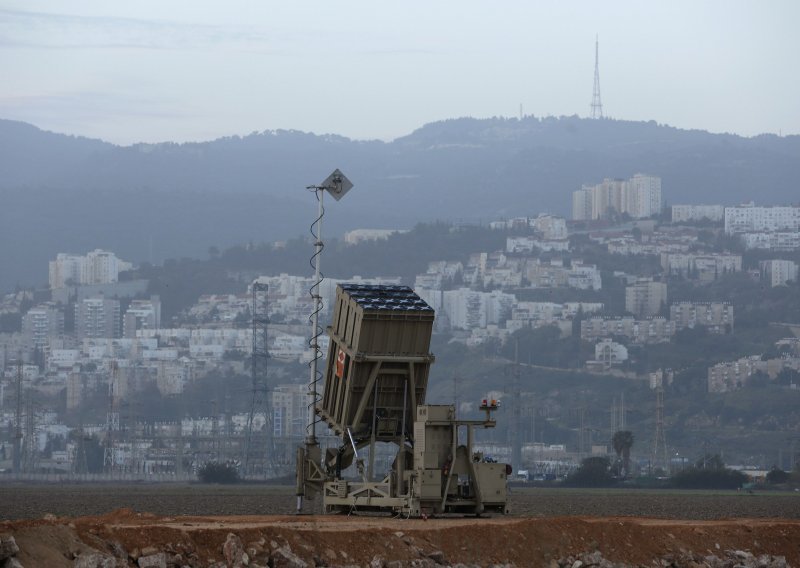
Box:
[590,36,604,119]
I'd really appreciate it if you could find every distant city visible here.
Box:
[1,173,799,481]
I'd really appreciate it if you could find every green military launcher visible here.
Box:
[296,284,509,517]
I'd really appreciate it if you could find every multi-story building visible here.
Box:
[661,252,742,281]
[271,383,307,438]
[531,214,568,240]
[625,279,667,317]
[123,296,162,338]
[741,232,800,251]
[708,356,800,393]
[48,254,85,289]
[21,303,64,350]
[671,205,725,223]
[724,203,800,235]
[343,229,408,245]
[526,259,602,290]
[440,288,515,330]
[760,260,799,287]
[506,236,570,254]
[670,302,734,334]
[581,316,675,345]
[49,250,132,289]
[593,339,628,367]
[572,188,593,221]
[75,297,121,340]
[572,174,662,220]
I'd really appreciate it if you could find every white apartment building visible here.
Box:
[593,339,628,366]
[708,356,800,393]
[661,253,742,281]
[49,250,132,289]
[22,303,64,349]
[343,229,408,245]
[724,203,800,235]
[760,259,799,287]
[670,302,734,334]
[506,236,570,254]
[581,316,676,345]
[75,297,121,340]
[671,204,725,223]
[441,288,515,330]
[123,296,161,338]
[531,215,568,240]
[271,384,307,438]
[572,174,662,220]
[741,232,800,251]
[625,279,667,318]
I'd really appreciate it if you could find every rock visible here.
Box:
[138,553,167,568]
[572,561,583,568]
[0,536,19,560]
[43,513,58,522]
[73,552,117,568]
[3,558,24,568]
[140,547,159,558]
[427,551,446,565]
[222,533,244,566]
[369,556,386,568]
[270,545,308,568]
[109,542,127,560]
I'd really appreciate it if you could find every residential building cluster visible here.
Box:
[343,228,409,245]
[661,252,742,282]
[724,203,800,251]
[671,204,725,223]
[708,351,800,393]
[759,259,799,287]
[572,174,662,220]
[2,184,799,474]
[49,250,133,289]
[581,301,734,348]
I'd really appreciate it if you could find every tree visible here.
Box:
[612,430,635,477]
[766,467,790,485]
[565,456,614,487]
[198,461,240,484]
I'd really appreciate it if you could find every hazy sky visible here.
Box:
[2,1,798,145]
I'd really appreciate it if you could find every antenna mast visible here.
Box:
[590,35,604,119]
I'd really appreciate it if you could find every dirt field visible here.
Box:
[1,483,799,521]
[2,485,799,566]
[2,510,799,567]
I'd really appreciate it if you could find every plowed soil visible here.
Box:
[3,510,800,567]
[1,484,799,521]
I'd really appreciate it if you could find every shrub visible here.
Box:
[564,456,615,487]
[198,461,240,484]
[671,467,747,490]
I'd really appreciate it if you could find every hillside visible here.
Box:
[2,116,799,290]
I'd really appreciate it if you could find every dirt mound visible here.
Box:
[1,512,799,567]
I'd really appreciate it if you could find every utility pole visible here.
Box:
[651,385,668,472]
[104,362,118,475]
[511,340,522,471]
[244,282,271,476]
[13,357,22,473]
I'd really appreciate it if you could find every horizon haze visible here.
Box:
[1,1,799,145]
